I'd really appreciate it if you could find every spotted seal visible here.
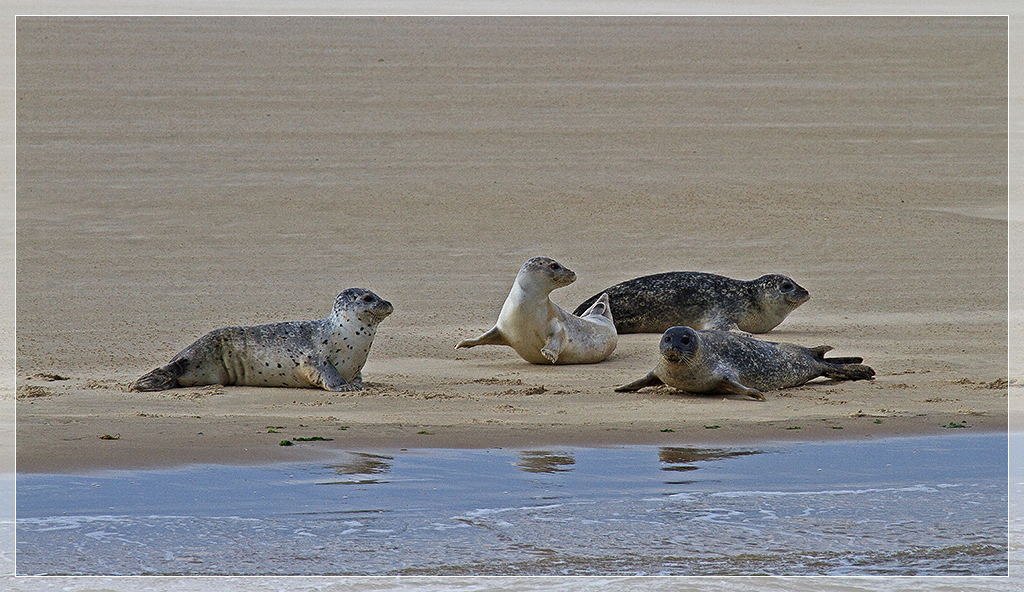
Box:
[573,272,810,334]
[615,326,874,400]
[130,288,393,392]
[455,256,618,364]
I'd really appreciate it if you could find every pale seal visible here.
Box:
[615,326,874,400]
[130,288,393,392]
[455,256,618,364]
[573,272,810,334]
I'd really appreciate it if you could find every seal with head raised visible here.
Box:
[573,271,810,334]
[455,256,618,364]
[615,326,874,400]
[130,288,393,392]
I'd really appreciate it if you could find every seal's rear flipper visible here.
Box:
[579,293,614,322]
[823,362,875,382]
[825,356,865,365]
[811,345,867,371]
[810,345,873,381]
[572,293,601,317]
[455,326,509,349]
[129,358,186,391]
[809,346,864,366]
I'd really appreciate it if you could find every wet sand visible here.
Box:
[14,16,1008,472]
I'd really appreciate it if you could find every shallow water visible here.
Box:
[16,432,1007,576]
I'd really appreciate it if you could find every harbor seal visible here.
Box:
[573,272,810,334]
[130,288,393,392]
[615,326,874,400]
[455,256,618,364]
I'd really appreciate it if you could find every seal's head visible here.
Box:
[660,326,701,365]
[755,274,810,308]
[518,256,577,291]
[737,274,811,332]
[333,288,394,326]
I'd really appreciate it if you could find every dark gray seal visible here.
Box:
[573,272,810,334]
[615,326,874,400]
[130,288,393,392]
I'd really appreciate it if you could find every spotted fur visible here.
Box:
[573,271,810,334]
[130,288,393,392]
[615,326,874,400]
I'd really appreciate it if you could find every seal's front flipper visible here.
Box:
[540,333,563,363]
[129,358,187,391]
[615,372,664,392]
[704,316,754,336]
[313,362,362,391]
[720,377,766,400]
[455,326,509,349]
[700,315,731,331]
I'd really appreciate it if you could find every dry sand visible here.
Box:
[14,16,1008,473]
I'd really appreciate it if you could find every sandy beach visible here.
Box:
[14,16,1008,473]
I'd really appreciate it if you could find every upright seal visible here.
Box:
[615,326,874,400]
[456,256,618,364]
[573,271,810,334]
[130,288,393,391]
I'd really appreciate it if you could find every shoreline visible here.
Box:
[15,420,1011,475]
[16,371,1009,474]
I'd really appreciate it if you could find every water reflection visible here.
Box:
[320,452,393,485]
[516,450,576,473]
[510,448,761,477]
[658,447,762,473]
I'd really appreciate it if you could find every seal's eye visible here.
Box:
[680,336,690,346]
[780,282,793,292]
[550,263,561,270]
[361,294,375,302]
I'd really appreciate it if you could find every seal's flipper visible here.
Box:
[540,329,566,363]
[455,326,509,349]
[701,314,737,332]
[719,377,766,400]
[615,372,664,392]
[823,354,864,364]
[313,362,361,391]
[823,356,864,365]
[721,321,754,336]
[572,293,602,317]
[822,362,875,382]
[579,292,614,322]
[811,345,873,381]
[335,380,364,392]
[129,358,187,391]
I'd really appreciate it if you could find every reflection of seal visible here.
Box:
[615,326,873,400]
[130,289,393,392]
[573,272,809,334]
[456,257,617,364]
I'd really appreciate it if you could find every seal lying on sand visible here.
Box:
[130,288,393,392]
[456,256,618,364]
[573,272,810,334]
[615,326,874,400]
